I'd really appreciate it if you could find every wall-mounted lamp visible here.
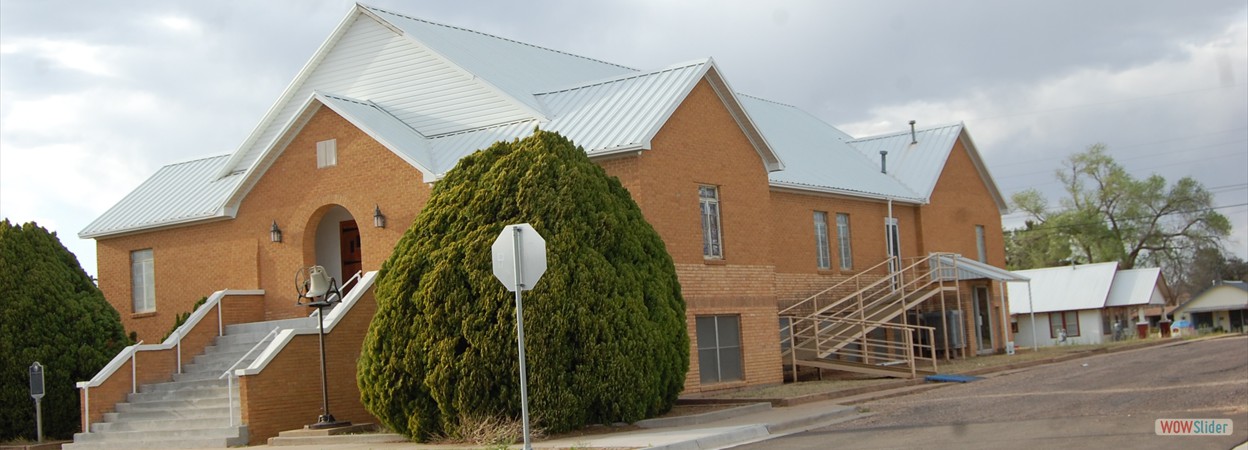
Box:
[270,220,283,243]
[373,205,386,229]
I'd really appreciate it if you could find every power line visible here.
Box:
[968,82,1248,123]
[990,126,1248,169]
[1009,202,1248,233]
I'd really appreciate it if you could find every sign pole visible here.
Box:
[512,226,533,450]
[30,362,45,443]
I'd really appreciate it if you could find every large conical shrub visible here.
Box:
[0,220,130,440]
[358,130,688,441]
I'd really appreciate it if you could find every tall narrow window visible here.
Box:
[699,185,723,259]
[696,315,743,384]
[131,249,155,313]
[885,217,900,259]
[316,139,337,168]
[975,225,987,263]
[814,211,831,269]
[836,213,853,270]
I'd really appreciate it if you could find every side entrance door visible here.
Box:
[340,220,361,295]
[973,286,994,354]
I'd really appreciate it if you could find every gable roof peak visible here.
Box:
[360,4,637,73]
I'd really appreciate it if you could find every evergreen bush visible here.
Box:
[0,220,130,440]
[358,130,688,440]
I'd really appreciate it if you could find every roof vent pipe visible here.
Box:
[909,120,917,144]
[879,150,888,174]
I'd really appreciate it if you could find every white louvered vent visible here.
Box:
[316,139,337,168]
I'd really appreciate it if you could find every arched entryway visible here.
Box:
[311,205,363,286]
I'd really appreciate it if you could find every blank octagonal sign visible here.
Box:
[491,223,547,292]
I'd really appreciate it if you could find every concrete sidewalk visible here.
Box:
[258,397,866,450]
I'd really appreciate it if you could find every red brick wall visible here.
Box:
[918,138,1007,268]
[629,80,783,392]
[95,106,429,342]
[238,288,380,444]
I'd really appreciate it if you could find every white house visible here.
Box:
[1007,263,1166,347]
[1173,281,1248,333]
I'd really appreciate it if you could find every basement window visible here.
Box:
[697,315,743,384]
[316,139,337,168]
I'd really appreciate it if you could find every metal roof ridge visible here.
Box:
[533,58,711,96]
[847,121,964,142]
[426,118,540,140]
[361,4,637,72]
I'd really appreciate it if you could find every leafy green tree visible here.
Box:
[357,130,689,441]
[0,220,130,440]
[1009,144,1230,270]
[1153,246,1248,303]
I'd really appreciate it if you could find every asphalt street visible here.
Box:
[734,335,1248,450]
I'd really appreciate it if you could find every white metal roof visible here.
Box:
[83,3,1000,239]
[934,254,1028,282]
[364,5,636,114]
[80,156,242,238]
[1104,268,1166,307]
[537,60,707,155]
[740,95,923,201]
[1006,262,1120,314]
[847,124,962,199]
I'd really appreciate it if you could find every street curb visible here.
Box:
[764,404,858,434]
[637,403,772,429]
[646,425,770,450]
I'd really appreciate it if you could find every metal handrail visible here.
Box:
[219,326,281,427]
[76,289,263,434]
[782,314,939,376]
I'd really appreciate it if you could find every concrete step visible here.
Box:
[201,337,274,355]
[181,355,258,375]
[91,415,234,432]
[115,396,231,412]
[127,385,231,403]
[103,405,231,423]
[172,370,229,382]
[139,377,227,393]
[225,317,313,335]
[190,349,254,368]
[68,426,247,449]
[210,330,273,347]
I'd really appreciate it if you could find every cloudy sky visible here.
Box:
[2,0,1246,277]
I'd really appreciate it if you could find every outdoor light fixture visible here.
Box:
[270,221,282,243]
[373,205,386,229]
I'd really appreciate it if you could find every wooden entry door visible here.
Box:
[340,220,361,294]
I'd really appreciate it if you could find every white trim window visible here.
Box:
[696,315,743,384]
[836,213,853,270]
[699,185,723,259]
[131,249,155,313]
[814,211,831,269]
[885,217,901,260]
[1049,311,1081,337]
[316,139,337,168]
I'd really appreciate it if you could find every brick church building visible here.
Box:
[73,3,1020,447]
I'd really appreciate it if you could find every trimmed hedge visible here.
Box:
[358,130,689,440]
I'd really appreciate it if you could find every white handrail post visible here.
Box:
[176,332,182,374]
[218,302,224,336]
[82,386,90,433]
[130,351,137,394]
[227,375,235,427]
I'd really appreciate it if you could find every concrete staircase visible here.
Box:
[67,317,315,450]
